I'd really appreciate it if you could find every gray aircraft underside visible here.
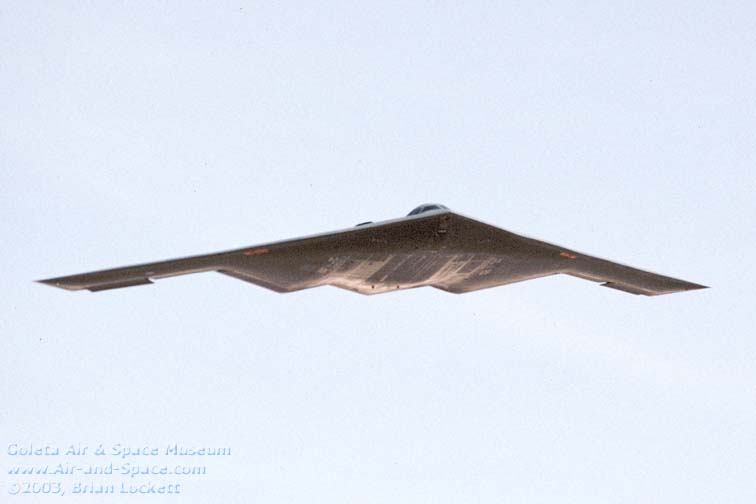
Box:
[38,204,707,296]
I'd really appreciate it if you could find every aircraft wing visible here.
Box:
[438,214,706,296]
[38,211,706,296]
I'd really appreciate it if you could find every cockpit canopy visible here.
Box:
[407,203,449,216]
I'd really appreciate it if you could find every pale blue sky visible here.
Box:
[2,1,755,502]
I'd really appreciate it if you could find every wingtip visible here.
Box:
[669,282,708,295]
[36,278,80,291]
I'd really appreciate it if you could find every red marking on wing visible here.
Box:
[243,248,270,256]
[559,251,577,259]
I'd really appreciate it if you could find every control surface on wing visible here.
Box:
[38,204,707,296]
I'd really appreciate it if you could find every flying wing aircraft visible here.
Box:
[38,204,707,296]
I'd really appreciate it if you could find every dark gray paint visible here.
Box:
[38,205,707,296]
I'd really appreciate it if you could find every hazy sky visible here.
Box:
[2,2,755,502]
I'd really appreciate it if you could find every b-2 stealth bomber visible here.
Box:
[38,204,706,296]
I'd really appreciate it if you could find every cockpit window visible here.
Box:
[407,204,449,216]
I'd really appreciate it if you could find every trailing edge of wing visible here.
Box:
[87,278,154,292]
